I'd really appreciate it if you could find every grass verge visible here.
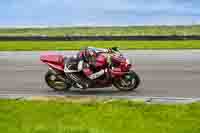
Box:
[0,99,200,133]
[0,40,200,51]
[1,25,200,36]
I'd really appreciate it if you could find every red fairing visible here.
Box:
[95,54,107,68]
[120,62,132,72]
[110,54,133,77]
[111,68,124,77]
[40,53,64,71]
[111,55,126,65]
[83,68,93,77]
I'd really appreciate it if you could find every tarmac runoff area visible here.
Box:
[0,50,200,103]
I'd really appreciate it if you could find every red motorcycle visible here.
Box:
[40,49,140,91]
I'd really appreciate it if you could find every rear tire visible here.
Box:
[113,71,140,91]
[45,70,72,91]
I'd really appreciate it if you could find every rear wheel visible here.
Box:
[113,71,140,91]
[45,70,72,91]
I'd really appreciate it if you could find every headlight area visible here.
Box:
[120,62,132,72]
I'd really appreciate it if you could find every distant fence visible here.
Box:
[1,35,200,41]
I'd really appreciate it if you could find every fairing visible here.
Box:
[40,53,64,71]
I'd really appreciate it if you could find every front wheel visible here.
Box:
[45,70,72,91]
[113,71,140,91]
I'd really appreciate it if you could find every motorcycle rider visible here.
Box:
[65,46,120,80]
[76,47,110,80]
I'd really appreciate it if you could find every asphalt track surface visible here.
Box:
[0,50,200,98]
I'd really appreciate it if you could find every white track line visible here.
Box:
[0,93,200,103]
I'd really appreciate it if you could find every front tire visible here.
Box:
[45,70,72,91]
[113,71,140,91]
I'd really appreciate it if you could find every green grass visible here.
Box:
[1,25,200,36]
[0,99,200,133]
[0,40,200,51]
